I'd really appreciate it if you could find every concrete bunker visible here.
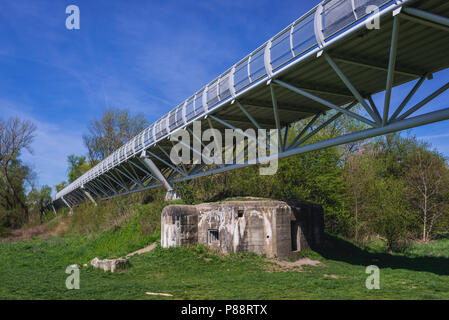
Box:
[161,200,324,258]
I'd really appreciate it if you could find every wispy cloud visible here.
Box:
[418,133,449,140]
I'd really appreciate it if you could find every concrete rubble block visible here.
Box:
[90,257,128,273]
[161,200,324,258]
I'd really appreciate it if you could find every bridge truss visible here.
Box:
[51,0,449,210]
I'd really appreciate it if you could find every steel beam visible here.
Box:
[270,85,283,150]
[403,7,449,28]
[146,149,186,177]
[287,112,323,150]
[114,166,143,188]
[140,150,178,200]
[331,56,421,78]
[389,76,426,122]
[384,16,400,126]
[288,102,357,150]
[81,186,97,206]
[282,124,290,152]
[324,53,381,125]
[400,13,449,33]
[274,80,375,127]
[90,180,110,197]
[61,196,72,209]
[235,100,262,129]
[367,96,382,123]
[396,81,449,120]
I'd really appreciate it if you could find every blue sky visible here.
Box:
[0,0,448,194]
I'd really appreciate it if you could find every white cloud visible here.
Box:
[418,133,449,140]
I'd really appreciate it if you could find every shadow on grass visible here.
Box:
[314,233,449,276]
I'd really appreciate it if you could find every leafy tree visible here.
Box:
[27,185,52,223]
[369,177,411,251]
[405,142,449,241]
[343,146,379,240]
[67,154,91,183]
[83,108,148,162]
[0,158,33,229]
[55,181,68,193]
[0,117,36,220]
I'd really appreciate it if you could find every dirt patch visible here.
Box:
[1,216,73,243]
[265,257,322,272]
[324,274,339,279]
[1,224,49,242]
[53,219,71,236]
[126,243,157,258]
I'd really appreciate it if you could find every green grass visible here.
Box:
[1,232,449,300]
[403,239,449,258]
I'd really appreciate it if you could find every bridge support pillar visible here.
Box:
[61,195,73,215]
[140,151,180,201]
[81,186,97,206]
[61,196,71,209]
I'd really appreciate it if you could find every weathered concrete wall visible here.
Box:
[161,205,198,248]
[161,200,324,258]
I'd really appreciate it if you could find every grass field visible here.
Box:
[1,232,449,300]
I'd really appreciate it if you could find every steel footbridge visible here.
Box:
[52,0,449,210]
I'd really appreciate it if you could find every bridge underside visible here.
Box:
[52,0,449,209]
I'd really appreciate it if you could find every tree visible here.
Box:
[82,108,148,162]
[405,143,449,242]
[27,185,52,221]
[55,181,68,193]
[344,146,378,240]
[67,154,91,183]
[0,117,36,219]
[370,177,410,251]
[0,157,34,229]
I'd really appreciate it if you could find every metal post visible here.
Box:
[81,186,97,206]
[270,85,283,150]
[384,16,400,126]
[61,195,71,209]
[140,150,179,201]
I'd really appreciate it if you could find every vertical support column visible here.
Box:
[81,186,97,206]
[206,118,225,167]
[270,85,283,150]
[140,151,179,201]
[61,195,71,209]
[61,195,73,215]
[384,15,400,126]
